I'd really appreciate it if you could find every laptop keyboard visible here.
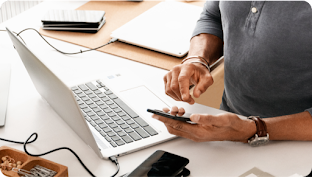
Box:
[71,80,158,148]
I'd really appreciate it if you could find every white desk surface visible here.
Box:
[1,1,312,176]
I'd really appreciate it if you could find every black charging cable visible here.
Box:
[0,28,118,55]
[0,133,120,177]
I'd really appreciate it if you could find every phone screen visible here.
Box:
[126,150,189,177]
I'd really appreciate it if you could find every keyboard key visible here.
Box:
[133,117,149,127]
[95,119,104,125]
[89,93,96,98]
[95,100,104,105]
[122,135,134,143]
[121,115,131,121]
[111,116,120,121]
[100,115,110,120]
[84,90,93,95]
[96,80,102,84]
[99,123,108,129]
[89,103,97,109]
[110,142,117,147]
[143,126,158,136]
[103,127,112,133]
[118,112,126,117]
[71,86,79,91]
[113,127,122,132]
[103,87,109,91]
[83,108,92,113]
[90,115,100,121]
[115,140,125,146]
[85,100,93,105]
[104,119,113,124]
[77,100,84,105]
[86,82,98,91]
[103,108,112,113]
[75,96,80,101]
[129,132,142,141]
[113,108,122,113]
[95,126,102,132]
[124,128,134,133]
[102,97,110,102]
[105,100,114,105]
[99,130,107,137]
[92,107,101,112]
[109,94,118,99]
[90,121,97,127]
[111,136,121,141]
[92,97,100,102]
[74,90,82,94]
[109,104,118,109]
[130,123,139,129]
[106,137,112,143]
[134,128,150,138]
[100,83,105,87]
[108,112,117,117]
[100,104,108,109]
[116,120,125,125]
[85,117,91,122]
[97,111,105,116]
[107,132,117,137]
[94,90,102,94]
[97,93,106,98]
[79,104,88,109]
[87,112,95,117]
[117,131,127,137]
[78,84,89,91]
[109,123,118,128]
[104,90,113,95]
[81,96,90,101]
[113,98,139,118]
[120,124,129,129]
[126,119,135,125]
[77,93,86,97]
[96,84,102,88]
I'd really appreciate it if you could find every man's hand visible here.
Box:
[164,61,213,105]
[152,106,256,143]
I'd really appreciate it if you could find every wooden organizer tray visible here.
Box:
[0,146,68,177]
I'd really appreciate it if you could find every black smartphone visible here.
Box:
[125,150,190,177]
[147,109,194,123]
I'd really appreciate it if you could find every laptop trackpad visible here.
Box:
[119,86,170,131]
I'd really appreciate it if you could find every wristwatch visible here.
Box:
[247,116,269,146]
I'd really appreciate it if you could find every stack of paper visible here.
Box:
[41,10,106,33]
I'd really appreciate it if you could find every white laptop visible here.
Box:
[111,1,202,57]
[6,27,176,159]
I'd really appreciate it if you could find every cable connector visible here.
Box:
[109,38,118,44]
[109,156,120,177]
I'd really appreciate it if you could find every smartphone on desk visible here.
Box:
[123,150,190,177]
[147,109,195,124]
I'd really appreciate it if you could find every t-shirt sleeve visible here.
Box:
[305,108,312,116]
[192,1,223,41]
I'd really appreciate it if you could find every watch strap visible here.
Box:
[248,116,267,137]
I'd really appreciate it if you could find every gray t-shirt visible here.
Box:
[192,1,312,118]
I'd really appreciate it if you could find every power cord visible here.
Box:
[1,132,120,177]
[0,28,118,55]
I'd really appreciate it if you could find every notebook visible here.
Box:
[111,1,202,57]
[42,10,106,33]
[7,27,176,159]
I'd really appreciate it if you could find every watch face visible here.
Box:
[249,137,269,147]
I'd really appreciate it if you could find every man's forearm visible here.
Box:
[188,33,223,65]
[263,111,312,140]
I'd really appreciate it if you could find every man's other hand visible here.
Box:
[152,106,256,143]
[164,60,213,105]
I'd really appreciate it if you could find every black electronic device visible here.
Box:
[124,150,190,177]
[147,109,194,123]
